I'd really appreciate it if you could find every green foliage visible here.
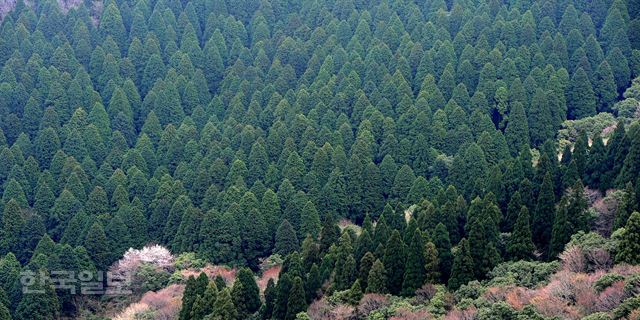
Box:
[486,261,561,288]
[507,206,535,260]
[0,0,636,318]
[594,273,625,293]
[448,239,475,290]
[616,211,640,264]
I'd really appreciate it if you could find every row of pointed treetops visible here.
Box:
[0,0,638,318]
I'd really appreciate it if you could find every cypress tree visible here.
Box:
[614,183,637,230]
[383,230,405,295]
[528,89,554,146]
[262,279,276,320]
[231,281,248,319]
[212,288,237,320]
[533,172,555,257]
[617,126,640,187]
[358,252,375,289]
[180,276,199,320]
[424,242,440,283]
[190,282,217,320]
[549,200,571,259]
[594,60,618,111]
[504,102,529,156]
[275,220,299,256]
[344,279,363,305]
[567,68,596,119]
[401,229,426,296]
[233,268,261,316]
[366,259,387,294]
[318,217,339,253]
[1,199,25,255]
[300,201,321,239]
[14,270,60,320]
[83,222,110,270]
[272,274,292,320]
[305,264,321,302]
[333,233,356,291]
[448,238,474,290]
[507,206,535,260]
[432,223,453,283]
[615,211,640,264]
[285,277,306,320]
[0,303,9,320]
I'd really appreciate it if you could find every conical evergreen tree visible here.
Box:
[424,241,440,284]
[212,288,237,320]
[401,229,426,296]
[190,282,217,320]
[275,219,299,255]
[614,183,637,230]
[432,223,453,283]
[366,259,387,294]
[285,276,306,320]
[567,68,597,119]
[383,230,405,295]
[549,200,572,259]
[507,206,535,260]
[83,222,110,270]
[180,275,199,320]
[617,126,640,187]
[233,268,261,317]
[505,102,530,155]
[1,199,25,255]
[615,211,640,264]
[448,238,475,290]
[533,172,555,258]
[14,270,59,320]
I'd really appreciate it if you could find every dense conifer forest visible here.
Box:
[0,0,639,319]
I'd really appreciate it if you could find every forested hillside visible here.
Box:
[0,0,639,319]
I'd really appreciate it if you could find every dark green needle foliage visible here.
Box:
[0,0,636,318]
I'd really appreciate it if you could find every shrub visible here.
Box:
[414,284,437,304]
[390,308,433,320]
[594,273,625,293]
[596,281,625,312]
[259,254,284,272]
[174,252,205,270]
[581,312,612,320]
[558,112,617,147]
[134,263,171,293]
[428,288,455,316]
[167,271,184,285]
[564,232,615,272]
[487,260,560,288]
[516,305,547,320]
[476,302,516,320]
[444,306,477,320]
[560,245,587,273]
[356,294,390,317]
[623,273,640,296]
[295,312,312,320]
[454,281,485,301]
[613,296,640,319]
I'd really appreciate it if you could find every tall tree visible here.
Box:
[448,238,475,290]
[401,229,426,296]
[366,259,387,294]
[533,172,555,257]
[616,211,640,264]
[567,68,597,119]
[507,206,535,260]
[383,230,405,295]
[285,277,306,320]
